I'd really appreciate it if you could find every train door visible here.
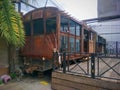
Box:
[89,31,95,53]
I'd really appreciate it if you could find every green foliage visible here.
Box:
[10,72,16,79]
[0,79,3,85]
[0,0,25,47]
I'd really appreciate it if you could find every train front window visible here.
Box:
[24,22,31,36]
[33,18,44,35]
[46,17,56,34]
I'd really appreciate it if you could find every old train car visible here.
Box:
[20,7,97,72]
[96,35,106,54]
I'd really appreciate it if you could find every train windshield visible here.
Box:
[46,17,56,34]
[33,18,44,35]
[24,22,31,36]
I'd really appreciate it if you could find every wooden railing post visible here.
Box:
[52,50,58,71]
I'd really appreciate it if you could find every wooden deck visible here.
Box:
[52,71,120,90]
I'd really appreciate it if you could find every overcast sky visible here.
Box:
[56,0,97,20]
[20,0,97,20]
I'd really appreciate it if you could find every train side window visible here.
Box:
[70,37,75,53]
[89,32,93,40]
[98,36,103,43]
[76,39,80,53]
[84,30,89,40]
[76,24,81,36]
[46,17,56,34]
[60,35,68,52]
[24,22,31,36]
[69,20,75,35]
[60,16,69,32]
[33,18,44,35]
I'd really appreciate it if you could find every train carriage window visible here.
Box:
[89,32,93,40]
[76,39,80,53]
[84,30,89,40]
[76,24,81,36]
[33,18,44,35]
[103,38,106,44]
[70,37,75,53]
[98,36,101,43]
[24,22,31,36]
[60,35,68,52]
[69,20,75,35]
[60,16,69,32]
[46,17,56,34]
[60,24,68,32]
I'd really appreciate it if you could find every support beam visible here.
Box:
[83,15,120,23]
[21,0,37,9]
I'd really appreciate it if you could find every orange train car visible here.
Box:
[20,7,98,72]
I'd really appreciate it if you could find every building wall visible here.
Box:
[98,0,120,17]
[90,0,120,42]
[91,19,120,41]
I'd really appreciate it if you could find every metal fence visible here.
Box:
[53,52,120,81]
[105,41,120,57]
[96,56,120,81]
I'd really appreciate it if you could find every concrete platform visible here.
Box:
[0,76,52,90]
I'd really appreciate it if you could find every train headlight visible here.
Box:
[85,57,88,60]
[42,57,45,61]
[89,57,91,59]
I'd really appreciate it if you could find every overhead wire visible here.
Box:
[50,0,65,10]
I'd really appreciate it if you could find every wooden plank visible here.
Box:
[52,71,120,90]
[52,83,76,90]
[0,67,8,76]
[52,78,106,90]
[89,40,94,53]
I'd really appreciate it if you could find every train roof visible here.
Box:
[23,7,96,33]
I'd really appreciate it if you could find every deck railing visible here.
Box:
[53,52,120,81]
